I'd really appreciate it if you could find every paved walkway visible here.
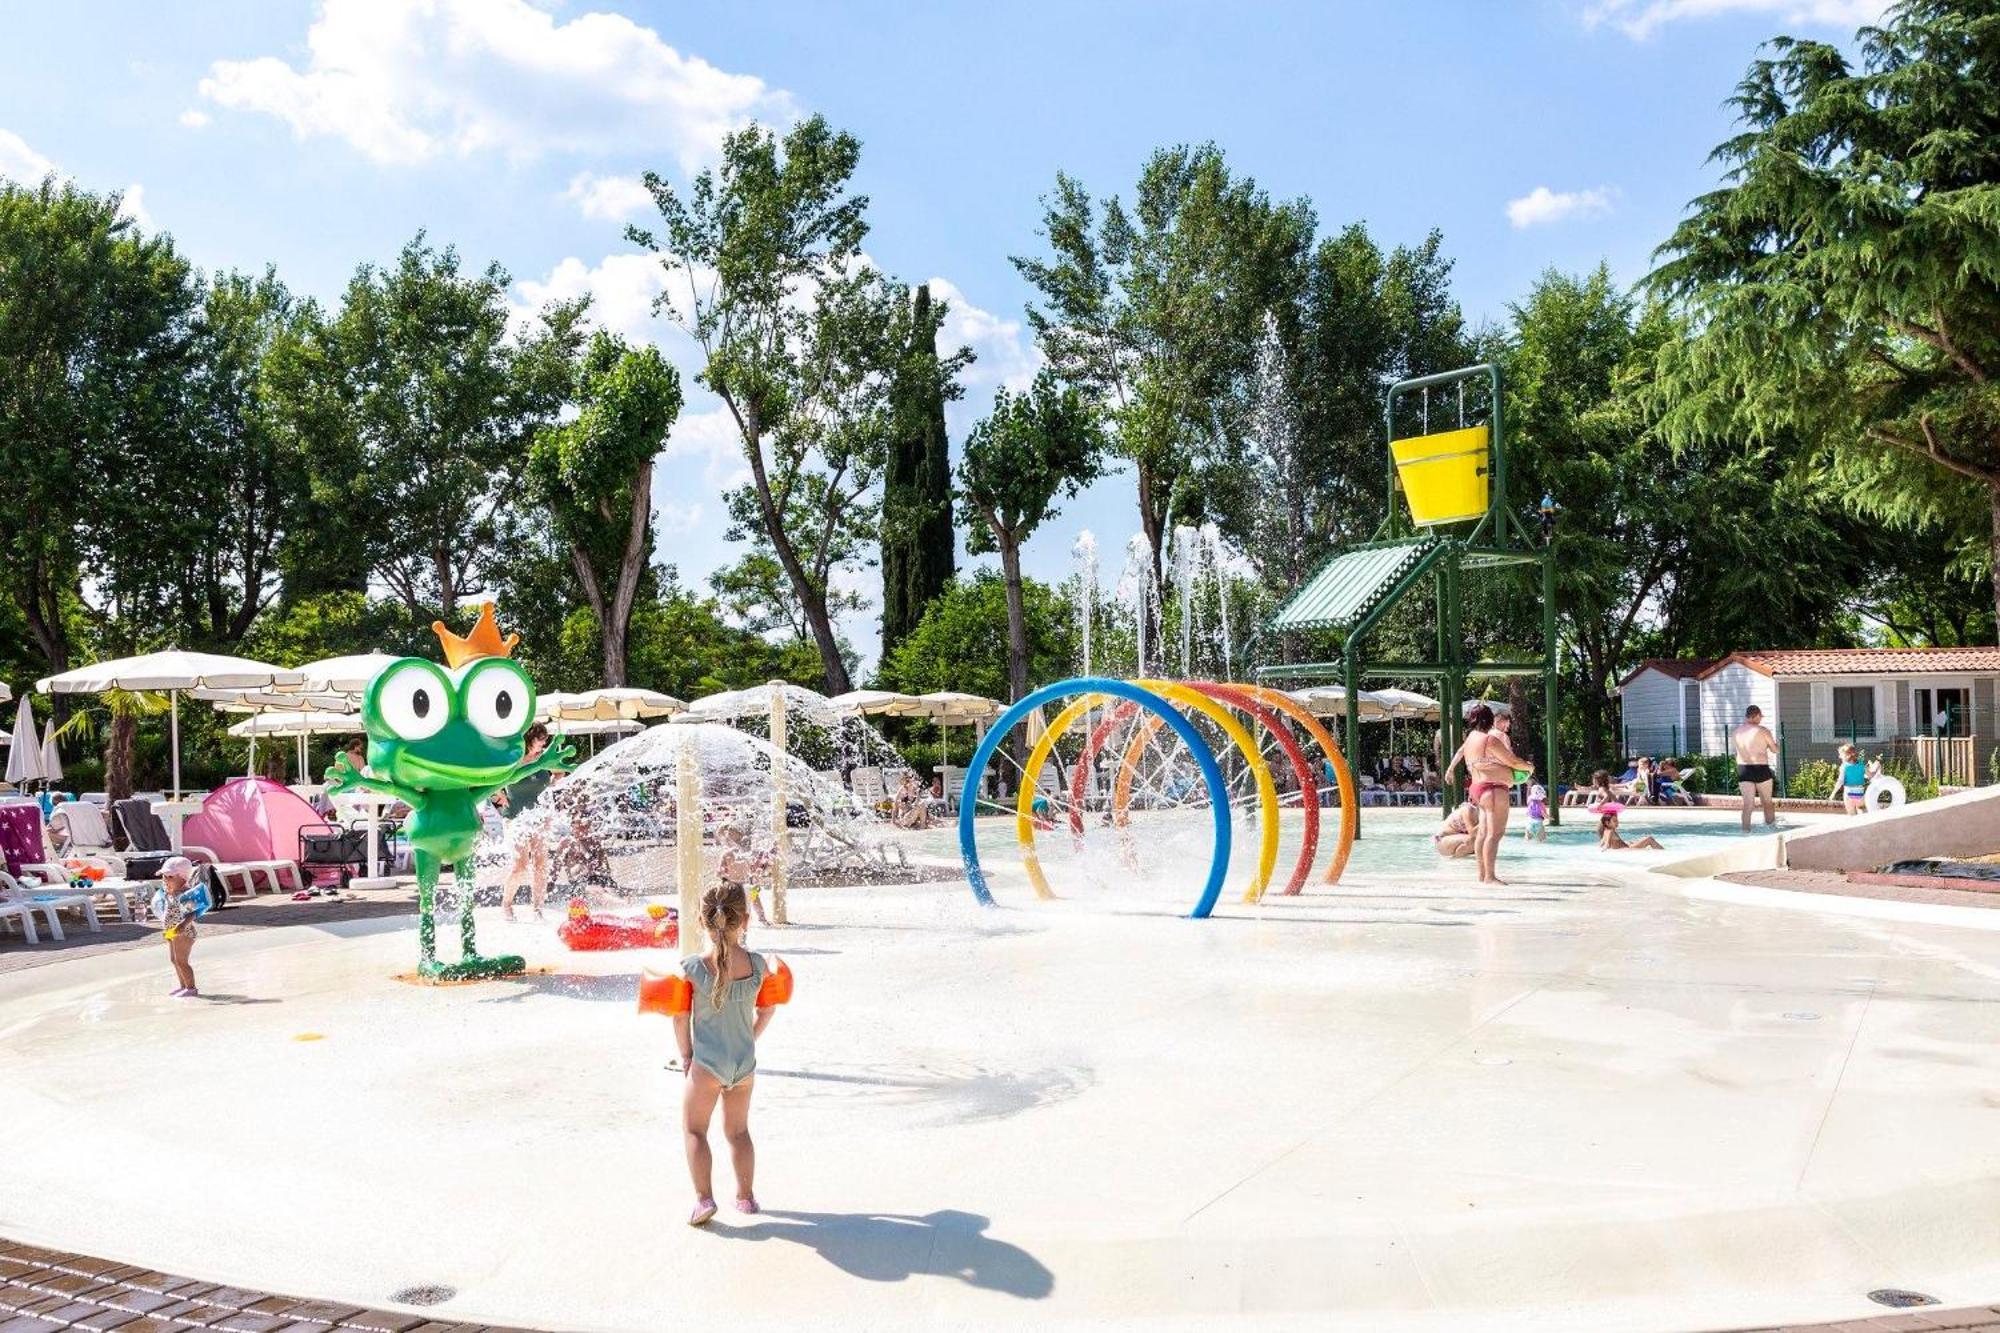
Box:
[1719,867,2000,912]
[10,813,2000,1330]
[0,887,419,978]
[5,1235,1999,1332]
[0,1238,531,1333]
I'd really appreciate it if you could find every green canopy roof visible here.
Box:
[1268,538,1439,635]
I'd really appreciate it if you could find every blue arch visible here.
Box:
[956,677,1234,919]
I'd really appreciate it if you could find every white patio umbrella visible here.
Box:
[1287,686,1395,722]
[39,650,308,800]
[680,685,783,720]
[39,719,62,785]
[193,686,356,713]
[226,709,363,738]
[545,717,644,736]
[1370,687,1441,720]
[286,651,404,696]
[228,708,362,785]
[0,681,11,704]
[826,688,926,718]
[906,691,1001,769]
[545,687,685,722]
[546,715,647,759]
[6,699,46,786]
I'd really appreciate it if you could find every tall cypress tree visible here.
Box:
[880,283,958,661]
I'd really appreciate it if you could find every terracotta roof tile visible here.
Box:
[1615,658,1717,689]
[1703,647,2000,678]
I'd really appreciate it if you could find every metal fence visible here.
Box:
[1623,711,1993,792]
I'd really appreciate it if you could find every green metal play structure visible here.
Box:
[1258,364,1560,822]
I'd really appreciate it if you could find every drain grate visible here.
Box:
[390,1284,457,1307]
[1866,1288,1939,1308]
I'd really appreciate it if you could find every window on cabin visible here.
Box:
[1830,686,1876,739]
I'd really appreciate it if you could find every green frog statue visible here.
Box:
[325,603,573,980]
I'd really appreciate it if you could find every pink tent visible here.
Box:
[181,777,324,872]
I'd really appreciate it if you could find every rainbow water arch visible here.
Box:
[1022,681,1280,904]
[954,676,1359,919]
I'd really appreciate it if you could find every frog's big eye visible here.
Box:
[464,662,533,739]
[375,662,448,741]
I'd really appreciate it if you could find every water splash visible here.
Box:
[1072,530,1098,679]
[1114,533,1161,678]
[478,704,919,904]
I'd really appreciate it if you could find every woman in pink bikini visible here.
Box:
[1445,704,1527,885]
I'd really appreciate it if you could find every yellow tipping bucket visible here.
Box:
[1390,425,1489,526]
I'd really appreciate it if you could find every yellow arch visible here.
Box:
[1013,695,1104,899]
[1015,684,1281,904]
[1143,681,1281,903]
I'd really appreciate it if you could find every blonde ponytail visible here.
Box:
[701,884,749,1011]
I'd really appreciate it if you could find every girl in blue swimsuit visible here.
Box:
[676,884,782,1226]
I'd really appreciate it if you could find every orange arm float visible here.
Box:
[637,970,694,1016]
[756,957,794,1007]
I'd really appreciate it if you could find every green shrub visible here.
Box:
[1791,759,1840,802]
[1672,755,1714,793]
[1878,755,1940,803]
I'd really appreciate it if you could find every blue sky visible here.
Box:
[0,0,1883,669]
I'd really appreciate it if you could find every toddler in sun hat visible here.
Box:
[150,856,211,998]
[1523,781,1549,843]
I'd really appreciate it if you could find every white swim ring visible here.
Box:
[1862,774,1905,810]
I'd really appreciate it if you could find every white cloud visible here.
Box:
[509,252,677,343]
[657,498,704,536]
[666,404,750,488]
[116,184,153,230]
[196,0,797,169]
[1583,0,1887,39]
[0,128,55,183]
[0,131,152,232]
[1505,184,1617,229]
[564,171,652,221]
[928,276,1040,400]
[178,108,211,130]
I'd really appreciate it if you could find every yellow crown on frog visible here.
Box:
[432,602,520,670]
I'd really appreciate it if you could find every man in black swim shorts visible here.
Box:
[1733,705,1780,831]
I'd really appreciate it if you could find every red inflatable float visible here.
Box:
[637,957,794,1016]
[557,899,679,951]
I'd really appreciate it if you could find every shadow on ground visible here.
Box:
[710,1208,1054,1299]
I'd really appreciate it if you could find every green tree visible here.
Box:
[1650,0,2000,622]
[880,570,1078,706]
[628,116,968,693]
[957,373,1104,705]
[1013,145,1311,606]
[0,178,194,679]
[293,234,585,621]
[879,282,959,662]
[1507,267,1872,764]
[528,332,683,686]
[108,267,310,647]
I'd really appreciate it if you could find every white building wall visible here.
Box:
[1618,669,1683,751]
[1701,663,1776,745]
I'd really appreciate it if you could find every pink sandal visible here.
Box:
[734,1195,759,1215]
[689,1197,718,1227]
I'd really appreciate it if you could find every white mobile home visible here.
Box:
[1618,647,2000,787]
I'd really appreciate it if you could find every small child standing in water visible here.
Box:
[1523,781,1549,842]
[717,820,771,927]
[151,856,208,997]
